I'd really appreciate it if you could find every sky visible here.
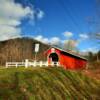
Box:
[0,0,99,52]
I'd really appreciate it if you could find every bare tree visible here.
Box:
[63,39,79,52]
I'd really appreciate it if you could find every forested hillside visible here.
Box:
[0,38,50,65]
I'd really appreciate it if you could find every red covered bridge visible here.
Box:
[45,47,87,69]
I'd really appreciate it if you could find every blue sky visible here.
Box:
[0,0,99,52]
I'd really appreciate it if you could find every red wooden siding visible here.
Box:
[45,47,87,69]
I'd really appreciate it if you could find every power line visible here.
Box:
[57,0,84,34]
[69,0,91,34]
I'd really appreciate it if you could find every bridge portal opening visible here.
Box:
[49,53,59,62]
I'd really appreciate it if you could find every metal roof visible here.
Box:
[48,46,87,61]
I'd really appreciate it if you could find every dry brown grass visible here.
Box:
[0,67,100,100]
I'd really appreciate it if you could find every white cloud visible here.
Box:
[50,37,60,45]
[77,34,89,45]
[63,31,73,38]
[79,34,89,39]
[35,35,49,43]
[0,26,21,41]
[0,0,44,41]
[0,0,34,20]
[0,18,21,26]
[81,47,98,53]
[35,35,79,49]
[0,25,21,34]
[37,10,44,19]
[0,0,34,41]
[35,35,61,45]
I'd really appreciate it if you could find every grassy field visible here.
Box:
[0,67,100,100]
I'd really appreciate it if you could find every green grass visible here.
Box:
[0,67,100,100]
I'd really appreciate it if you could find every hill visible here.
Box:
[0,67,100,99]
[0,37,50,65]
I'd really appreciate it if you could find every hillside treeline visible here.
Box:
[0,38,50,65]
[86,51,100,69]
[88,51,100,62]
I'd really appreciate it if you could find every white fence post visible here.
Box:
[25,59,28,68]
[57,62,59,67]
[51,62,54,66]
[5,60,60,68]
[40,61,42,67]
[6,62,8,68]
[34,61,36,67]
[45,61,48,66]
[16,63,18,68]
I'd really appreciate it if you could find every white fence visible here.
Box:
[6,59,60,68]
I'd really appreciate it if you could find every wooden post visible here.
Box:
[35,52,37,61]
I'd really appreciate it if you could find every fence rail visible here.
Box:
[6,59,60,68]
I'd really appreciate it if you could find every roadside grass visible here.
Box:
[0,67,99,100]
